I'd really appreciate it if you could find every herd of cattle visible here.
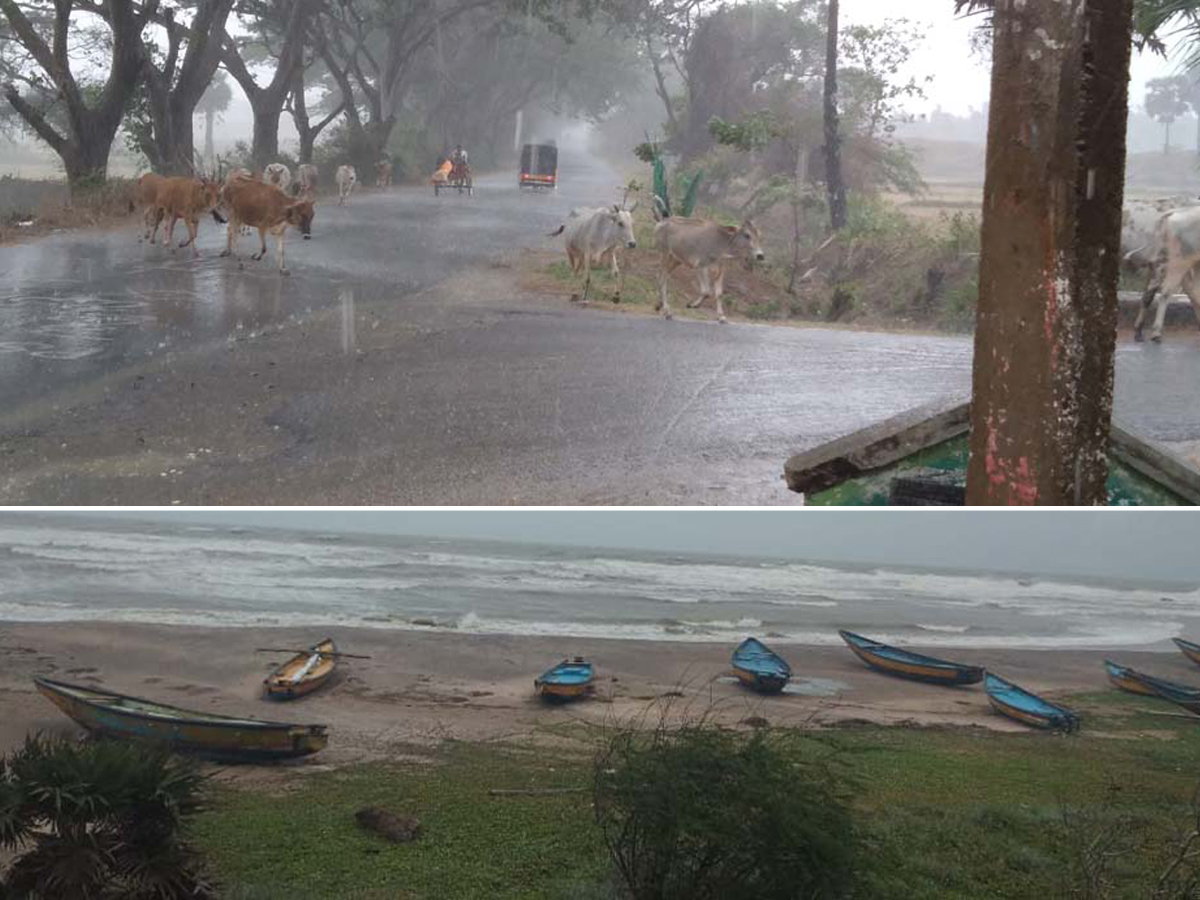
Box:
[128,159,1194,337]
[130,158,394,274]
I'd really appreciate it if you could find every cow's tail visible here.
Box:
[651,194,669,222]
[547,224,565,237]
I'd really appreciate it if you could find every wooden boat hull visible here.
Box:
[838,630,983,685]
[264,638,337,700]
[731,638,792,694]
[35,677,328,761]
[1173,637,1200,667]
[1105,661,1200,714]
[1105,660,1160,696]
[534,659,595,702]
[985,673,1078,731]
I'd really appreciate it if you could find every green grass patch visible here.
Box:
[191,741,608,900]
[193,697,1200,899]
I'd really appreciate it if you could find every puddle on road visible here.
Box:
[0,290,154,360]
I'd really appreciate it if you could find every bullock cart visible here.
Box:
[433,159,473,196]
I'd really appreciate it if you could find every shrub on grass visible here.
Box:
[593,721,857,900]
[0,735,213,899]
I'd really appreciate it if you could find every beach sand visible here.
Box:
[1,621,1192,774]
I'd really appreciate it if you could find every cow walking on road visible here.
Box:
[549,205,637,304]
[653,216,765,323]
[264,163,292,194]
[220,177,314,275]
[375,159,393,187]
[1135,204,1200,342]
[158,177,224,257]
[296,164,319,197]
[335,165,357,206]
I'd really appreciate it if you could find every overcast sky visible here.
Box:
[55,510,1200,585]
[845,2,1184,117]
[198,3,1184,149]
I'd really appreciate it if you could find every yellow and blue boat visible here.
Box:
[264,638,337,700]
[838,630,983,685]
[984,672,1079,731]
[534,657,595,701]
[1105,660,1200,713]
[731,637,792,694]
[1173,637,1200,668]
[34,676,328,761]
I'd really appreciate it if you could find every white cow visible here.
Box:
[264,163,292,194]
[548,205,638,303]
[1135,204,1200,342]
[296,164,319,197]
[335,165,357,206]
[653,216,765,323]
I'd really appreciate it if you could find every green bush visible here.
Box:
[593,723,857,900]
[0,735,213,899]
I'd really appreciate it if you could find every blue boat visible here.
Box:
[1105,660,1200,714]
[839,630,983,685]
[984,672,1079,731]
[731,638,792,694]
[534,657,595,701]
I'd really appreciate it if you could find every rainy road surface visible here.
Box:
[1,157,1198,504]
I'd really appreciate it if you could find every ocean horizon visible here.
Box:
[1,513,1196,650]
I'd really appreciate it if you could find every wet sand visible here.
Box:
[2,621,1193,772]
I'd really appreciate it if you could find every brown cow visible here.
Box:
[220,177,314,275]
[375,159,393,187]
[131,172,168,243]
[155,177,224,257]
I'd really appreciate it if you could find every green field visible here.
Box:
[192,692,1200,900]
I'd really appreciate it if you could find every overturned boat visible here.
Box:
[35,676,328,761]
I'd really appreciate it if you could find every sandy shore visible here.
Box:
[2,621,1192,771]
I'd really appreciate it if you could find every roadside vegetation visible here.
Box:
[179,690,1200,899]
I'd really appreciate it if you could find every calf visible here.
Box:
[653,217,765,323]
[549,205,637,303]
[1135,204,1200,342]
[335,165,357,205]
[156,176,223,257]
[375,159,393,187]
[220,177,314,275]
[264,163,292,194]
[296,164,319,197]
[131,172,168,242]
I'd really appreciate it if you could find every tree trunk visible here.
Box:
[250,100,284,169]
[1165,120,1172,155]
[62,135,112,196]
[965,0,1133,505]
[205,111,215,169]
[822,0,846,231]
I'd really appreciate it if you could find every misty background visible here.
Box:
[29,510,1200,587]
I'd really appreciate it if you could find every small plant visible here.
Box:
[593,714,857,900]
[0,734,213,899]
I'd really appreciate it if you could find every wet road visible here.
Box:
[1,158,1197,504]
